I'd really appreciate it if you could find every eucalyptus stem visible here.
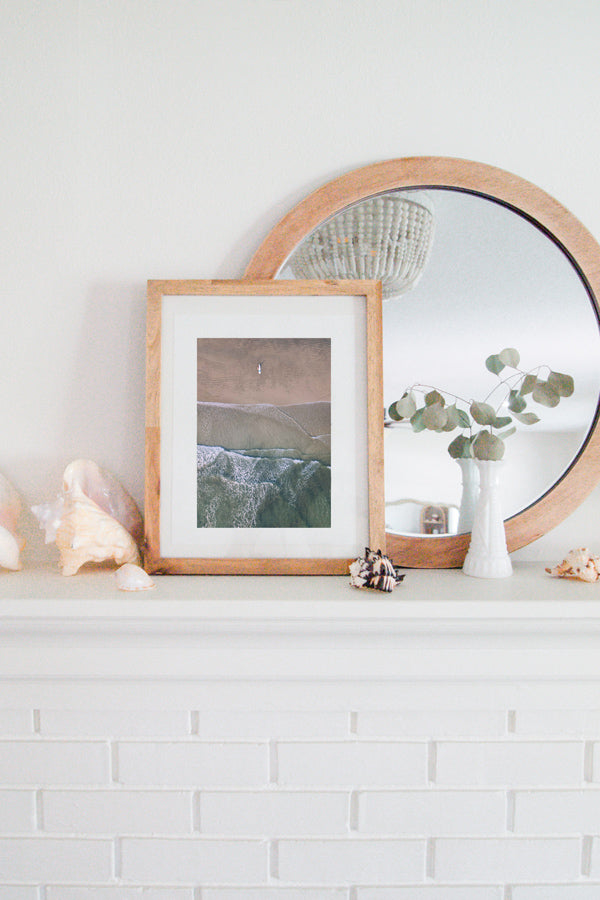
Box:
[388,349,574,461]
[410,383,472,409]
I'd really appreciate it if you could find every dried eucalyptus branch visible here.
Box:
[388,348,574,461]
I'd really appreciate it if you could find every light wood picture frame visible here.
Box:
[144,279,385,574]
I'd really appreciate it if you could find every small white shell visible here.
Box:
[114,563,155,591]
[0,473,24,571]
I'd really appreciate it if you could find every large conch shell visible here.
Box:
[32,460,143,576]
[545,547,600,583]
[0,473,25,571]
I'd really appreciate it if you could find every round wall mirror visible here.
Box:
[245,158,600,566]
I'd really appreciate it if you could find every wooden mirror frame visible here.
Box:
[245,157,600,567]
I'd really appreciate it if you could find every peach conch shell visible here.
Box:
[0,473,25,571]
[545,547,600,583]
[32,460,143,576]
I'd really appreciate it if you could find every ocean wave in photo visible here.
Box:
[197,400,331,464]
[197,444,331,528]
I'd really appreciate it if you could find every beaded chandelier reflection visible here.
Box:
[289,192,435,299]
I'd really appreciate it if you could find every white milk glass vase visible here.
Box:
[456,457,479,534]
[463,459,512,578]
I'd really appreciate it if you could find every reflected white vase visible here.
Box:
[463,459,512,579]
[456,457,479,535]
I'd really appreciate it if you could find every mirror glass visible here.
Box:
[280,188,600,538]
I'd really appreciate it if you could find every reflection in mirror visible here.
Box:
[283,188,600,537]
[288,192,435,298]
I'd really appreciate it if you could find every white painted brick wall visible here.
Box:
[0,740,111,785]
[0,837,113,881]
[0,711,35,735]
[46,890,195,899]
[117,741,269,786]
[277,837,426,882]
[39,710,192,737]
[435,740,585,786]
[0,790,35,832]
[511,888,600,899]
[195,711,351,739]
[359,789,506,835]
[201,890,348,899]
[357,711,507,738]
[42,789,193,834]
[0,709,599,894]
[120,837,269,882]
[277,741,428,786]
[46,890,195,900]
[434,837,582,882]
[356,890,502,899]
[514,710,600,736]
[514,789,600,833]
[0,888,40,900]
[199,790,349,834]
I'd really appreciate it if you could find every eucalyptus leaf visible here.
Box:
[472,430,505,461]
[548,371,575,398]
[491,415,513,429]
[470,400,497,425]
[497,425,517,441]
[532,380,560,408]
[485,354,505,375]
[512,410,540,425]
[519,374,538,396]
[388,401,403,421]
[442,418,459,432]
[508,389,526,413]
[445,404,457,426]
[445,404,463,428]
[447,434,472,459]
[410,407,427,432]
[456,408,472,429]
[422,402,448,430]
[425,389,445,407]
[392,392,417,418]
[498,347,520,368]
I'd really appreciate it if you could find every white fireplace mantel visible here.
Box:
[1,562,600,711]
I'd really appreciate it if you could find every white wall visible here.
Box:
[4,0,600,561]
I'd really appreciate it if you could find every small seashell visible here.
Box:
[114,563,155,591]
[0,473,25,571]
[349,547,405,592]
[32,460,143,576]
[545,547,600,582]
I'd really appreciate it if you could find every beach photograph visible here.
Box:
[197,337,332,528]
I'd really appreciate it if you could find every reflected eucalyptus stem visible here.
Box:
[482,365,547,410]
[410,383,472,409]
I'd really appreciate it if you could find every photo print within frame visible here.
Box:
[196,337,332,530]
[144,279,384,574]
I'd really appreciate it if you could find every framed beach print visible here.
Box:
[144,279,384,574]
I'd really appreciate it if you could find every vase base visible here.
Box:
[463,554,513,579]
